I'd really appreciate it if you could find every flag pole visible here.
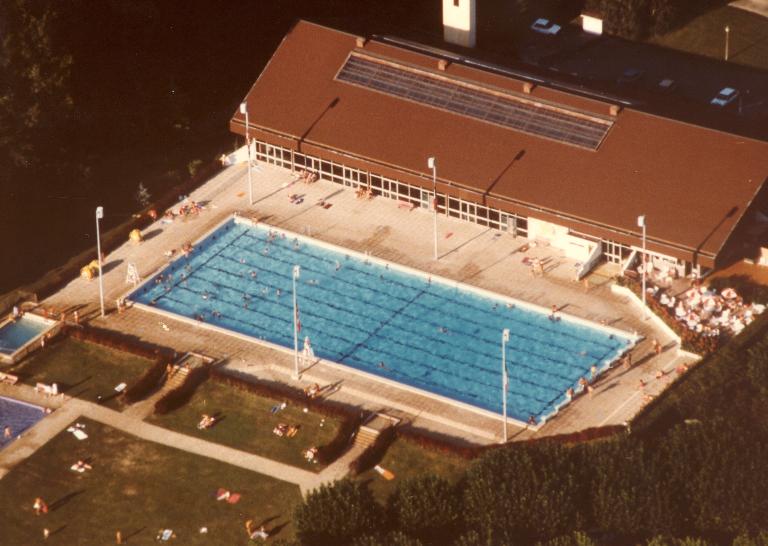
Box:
[292,265,301,380]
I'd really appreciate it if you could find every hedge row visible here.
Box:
[154,365,211,415]
[123,359,168,404]
[68,324,176,361]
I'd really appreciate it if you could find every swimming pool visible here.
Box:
[0,396,45,450]
[0,313,59,364]
[129,217,634,423]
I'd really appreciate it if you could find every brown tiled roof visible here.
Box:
[231,20,768,266]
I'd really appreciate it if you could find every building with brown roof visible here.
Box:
[230,20,768,276]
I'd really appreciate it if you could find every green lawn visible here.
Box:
[7,338,152,410]
[649,5,768,71]
[357,436,469,503]
[0,418,301,545]
[149,379,341,471]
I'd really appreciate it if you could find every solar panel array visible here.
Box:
[337,54,613,150]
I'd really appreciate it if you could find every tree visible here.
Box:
[535,531,597,546]
[463,443,585,542]
[733,532,768,546]
[294,479,384,545]
[387,476,463,544]
[0,0,73,169]
[602,0,650,40]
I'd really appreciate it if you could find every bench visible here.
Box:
[397,200,416,211]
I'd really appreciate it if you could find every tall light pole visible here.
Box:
[427,156,438,260]
[95,206,105,317]
[292,265,301,380]
[240,102,253,206]
[638,215,647,317]
[724,25,730,61]
[501,328,510,442]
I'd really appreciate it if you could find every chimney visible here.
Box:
[609,104,621,116]
[438,59,449,71]
[523,82,534,94]
[442,0,476,48]
[355,37,366,48]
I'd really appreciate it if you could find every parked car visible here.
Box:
[657,78,677,93]
[618,68,644,84]
[531,18,561,35]
[711,87,739,107]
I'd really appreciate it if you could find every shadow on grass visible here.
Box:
[50,489,86,512]
[123,526,147,542]
[49,525,68,537]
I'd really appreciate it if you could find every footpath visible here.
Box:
[0,383,361,495]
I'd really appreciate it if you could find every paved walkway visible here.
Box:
[0,383,358,494]
[40,160,698,443]
[733,0,768,18]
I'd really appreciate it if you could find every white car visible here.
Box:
[531,18,561,35]
[711,87,739,107]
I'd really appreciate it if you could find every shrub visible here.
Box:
[122,358,167,403]
[154,365,210,415]
[316,412,363,465]
[295,479,383,545]
[349,425,397,475]
[387,475,463,545]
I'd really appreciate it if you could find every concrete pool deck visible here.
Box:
[42,160,698,443]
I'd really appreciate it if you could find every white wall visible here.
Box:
[443,0,476,48]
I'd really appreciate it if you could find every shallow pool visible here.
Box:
[129,218,633,421]
[0,315,50,355]
[0,396,45,450]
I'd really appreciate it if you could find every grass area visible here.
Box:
[149,379,341,471]
[7,338,152,410]
[0,418,301,545]
[357,436,469,504]
[649,5,768,71]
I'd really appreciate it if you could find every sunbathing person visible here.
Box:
[286,425,300,438]
[304,446,318,462]
[304,383,321,399]
[198,414,216,429]
[70,460,92,473]
[273,423,288,437]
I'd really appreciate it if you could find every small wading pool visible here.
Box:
[0,313,59,364]
[129,217,636,424]
[0,396,46,450]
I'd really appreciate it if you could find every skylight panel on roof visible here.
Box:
[337,54,613,150]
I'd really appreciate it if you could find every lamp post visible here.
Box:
[95,206,105,318]
[240,102,253,205]
[427,157,438,260]
[725,25,730,61]
[638,215,647,317]
[501,328,510,443]
[292,265,301,380]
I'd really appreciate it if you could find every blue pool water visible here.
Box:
[130,219,632,421]
[0,396,45,449]
[0,316,48,355]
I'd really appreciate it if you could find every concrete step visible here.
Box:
[353,429,379,449]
